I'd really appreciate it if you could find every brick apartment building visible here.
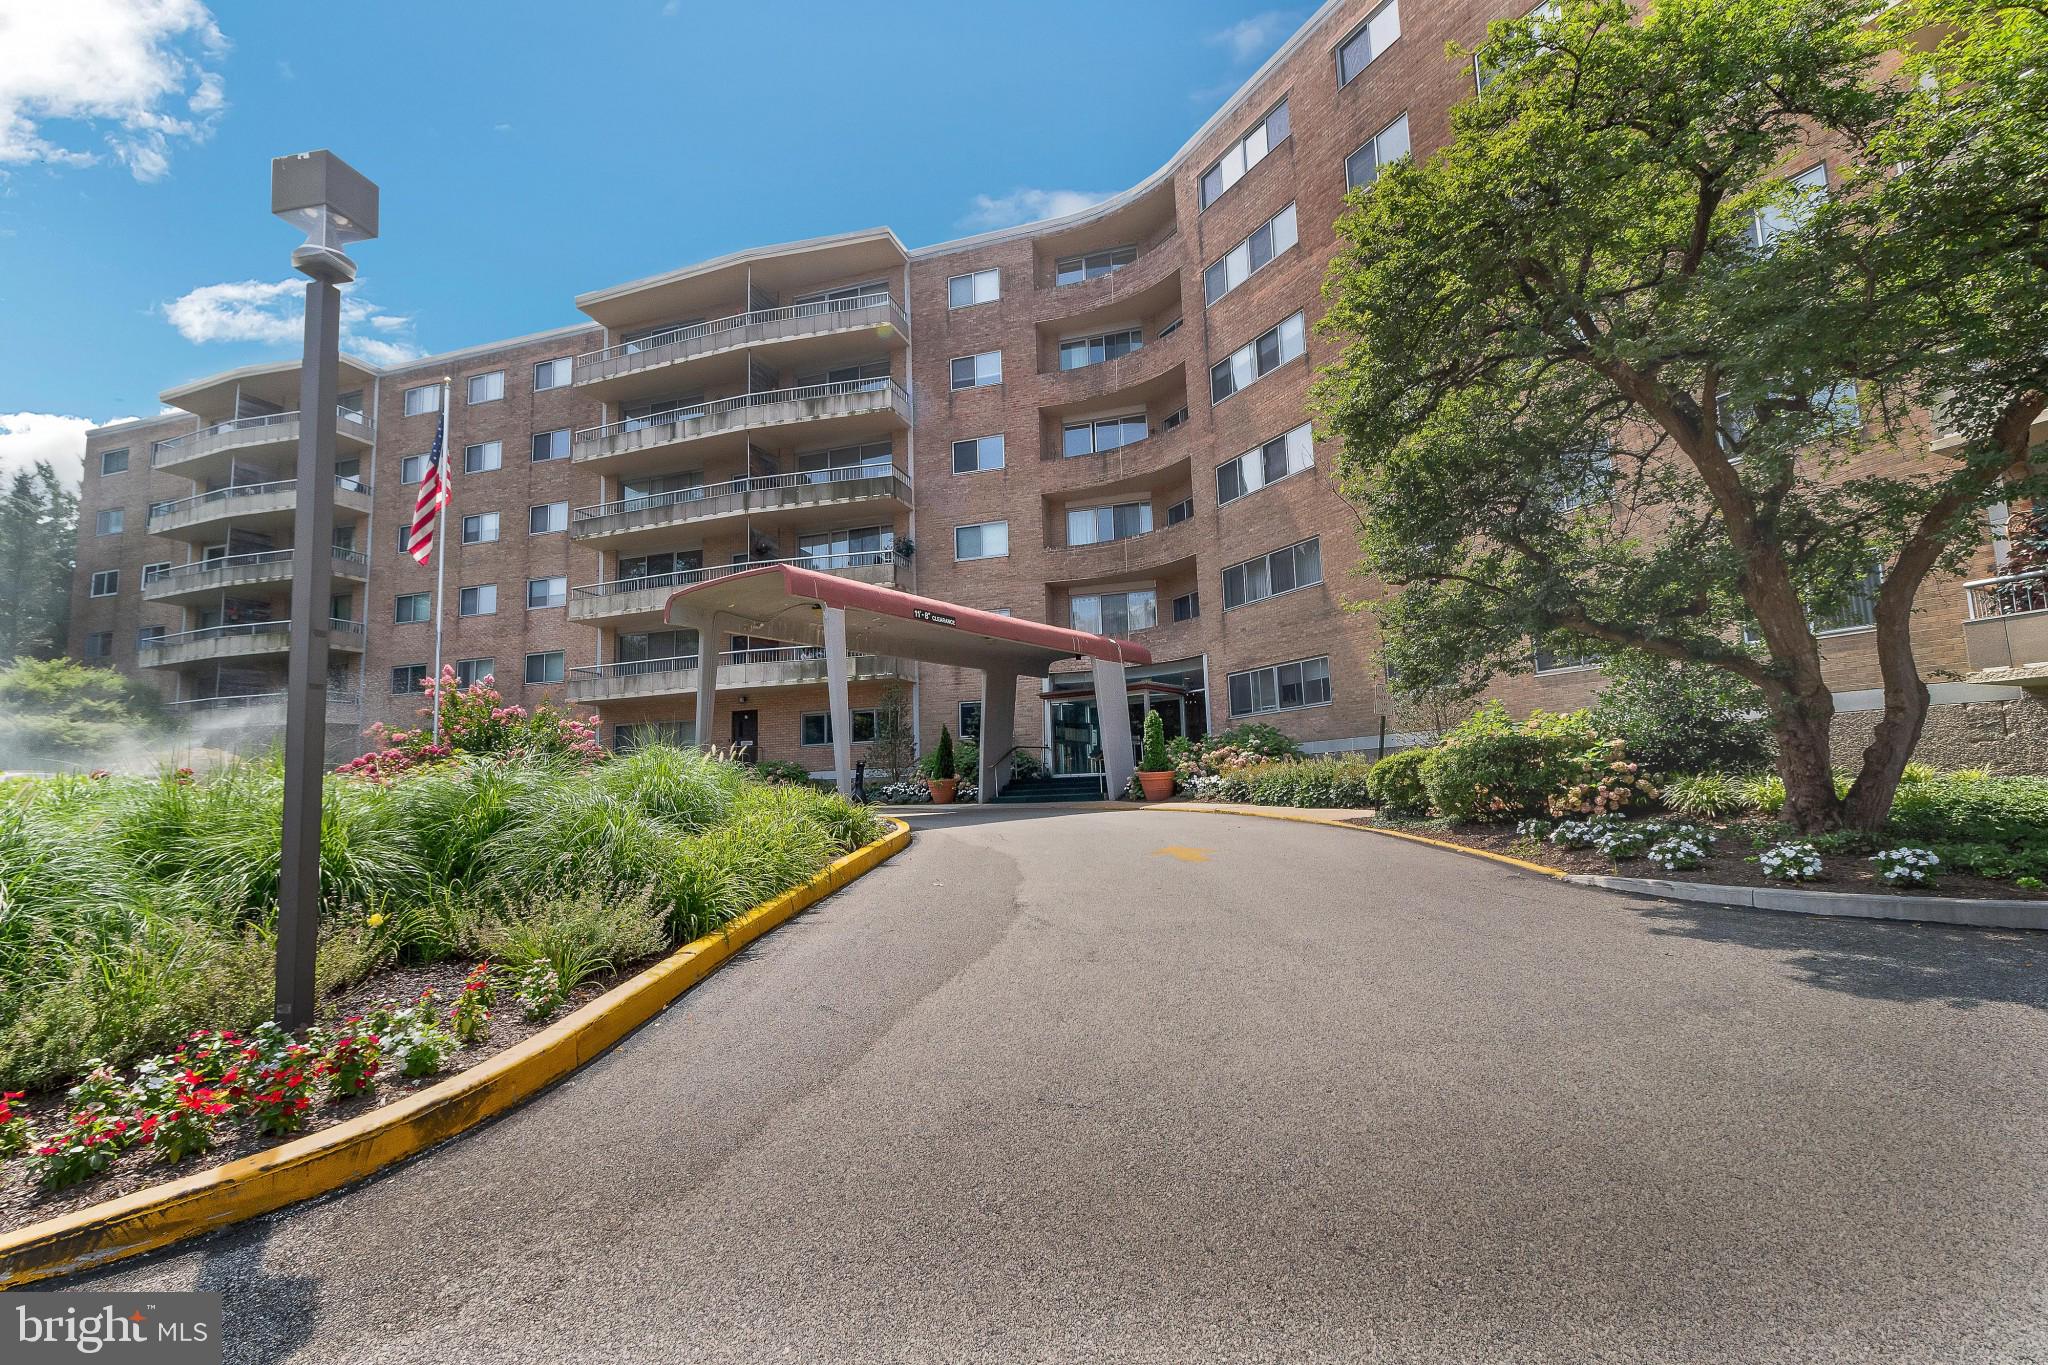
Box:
[67,0,2045,777]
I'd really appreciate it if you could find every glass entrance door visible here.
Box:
[1050,700,1099,775]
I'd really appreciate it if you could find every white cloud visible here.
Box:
[959,187,1110,232]
[160,277,424,365]
[0,412,136,486]
[661,0,681,14]
[0,0,229,182]
[1207,10,1298,64]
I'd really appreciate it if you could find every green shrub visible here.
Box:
[1140,712,1170,772]
[1888,772,2048,850]
[918,734,976,781]
[1230,756,1377,808]
[1365,748,1433,814]
[1420,703,1598,822]
[1740,772,1788,815]
[483,891,666,996]
[751,758,815,787]
[597,743,740,830]
[1663,772,1753,820]
[1201,722,1302,765]
[1587,654,1773,776]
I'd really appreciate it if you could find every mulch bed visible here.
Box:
[1349,816,2048,903]
[0,956,643,1236]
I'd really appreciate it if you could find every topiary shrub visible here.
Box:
[1365,747,1433,814]
[932,726,955,781]
[918,735,975,781]
[1420,702,1598,822]
[1140,711,1170,772]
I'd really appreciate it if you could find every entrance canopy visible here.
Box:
[662,565,1153,801]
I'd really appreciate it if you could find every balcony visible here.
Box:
[569,550,904,625]
[570,378,912,476]
[139,618,368,669]
[150,407,373,478]
[147,477,373,541]
[1962,569,2048,671]
[567,647,909,706]
[570,463,911,550]
[143,548,370,605]
[1044,517,1200,588]
[164,690,365,727]
[573,293,910,402]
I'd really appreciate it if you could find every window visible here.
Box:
[461,512,500,545]
[532,429,571,462]
[1166,497,1194,525]
[1337,0,1402,85]
[1751,163,1829,250]
[797,526,893,570]
[99,448,129,476]
[330,592,354,624]
[1205,203,1299,306]
[1055,246,1137,287]
[524,650,566,684]
[1227,656,1332,716]
[1172,590,1200,622]
[954,521,1009,560]
[95,508,123,535]
[948,268,1000,308]
[458,584,497,617]
[1062,414,1148,458]
[464,441,502,474]
[1210,312,1307,403]
[952,435,1005,474]
[1163,405,1191,431]
[800,709,880,746]
[137,625,165,649]
[1059,329,1143,371]
[391,664,427,694]
[958,701,983,742]
[1815,562,1884,635]
[455,658,495,687]
[1217,423,1315,504]
[529,501,568,534]
[142,560,171,583]
[90,569,119,597]
[1345,114,1412,192]
[1070,588,1158,635]
[1555,444,1616,511]
[1533,642,1599,673]
[1199,98,1290,208]
[403,384,440,416]
[84,631,113,660]
[394,593,432,623]
[527,576,567,609]
[1067,500,1153,546]
[1476,0,1560,92]
[951,351,1002,390]
[398,521,417,553]
[533,357,571,391]
[401,452,429,484]
[1222,537,1323,609]
[466,371,505,405]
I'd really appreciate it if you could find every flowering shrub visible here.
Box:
[1514,818,1552,841]
[516,961,566,1022]
[66,1060,140,1117]
[0,1090,29,1162]
[244,1045,318,1137]
[1420,704,1602,822]
[1547,818,1607,850]
[1648,833,1711,871]
[1873,847,1940,887]
[451,963,493,1045]
[1759,842,1824,882]
[338,667,603,781]
[1547,739,1659,818]
[1209,757,1376,808]
[388,993,457,1080]
[30,1111,124,1188]
[169,1030,247,1089]
[321,1023,383,1098]
[150,1086,230,1164]
[1591,823,1653,861]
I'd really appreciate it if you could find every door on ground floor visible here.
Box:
[730,709,758,762]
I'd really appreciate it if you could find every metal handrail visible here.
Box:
[570,646,889,682]
[571,653,699,681]
[1963,566,2048,620]
[573,377,907,444]
[144,548,371,585]
[166,689,364,711]
[148,476,371,520]
[150,407,368,462]
[140,618,367,650]
[572,461,904,522]
[571,549,893,600]
[577,292,899,368]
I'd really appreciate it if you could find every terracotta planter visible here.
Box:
[1137,770,1176,801]
[926,776,959,805]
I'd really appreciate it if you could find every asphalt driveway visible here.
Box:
[70,808,2048,1363]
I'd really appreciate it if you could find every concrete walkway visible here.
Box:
[73,809,2048,1363]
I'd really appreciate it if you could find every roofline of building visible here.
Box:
[375,322,597,379]
[572,227,911,314]
[157,353,384,406]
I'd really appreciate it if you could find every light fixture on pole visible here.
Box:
[271,150,378,1032]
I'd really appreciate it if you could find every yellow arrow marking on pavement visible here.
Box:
[1151,845,1214,863]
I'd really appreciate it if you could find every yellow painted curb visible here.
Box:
[0,817,912,1289]
[1141,803,1568,880]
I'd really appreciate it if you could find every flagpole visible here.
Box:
[430,375,452,744]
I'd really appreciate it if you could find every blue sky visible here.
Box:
[0,0,1306,480]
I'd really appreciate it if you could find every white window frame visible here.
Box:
[532,429,571,462]
[466,371,505,405]
[460,512,501,545]
[524,651,567,685]
[1221,537,1323,610]
[1337,0,1402,86]
[1345,113,1412,193]
[526,576,567,609]
[463,440,502,474]
[1054,246,1137,287]
[532,357,572,391]
[1210,312,1307,404]
[1067,500,1154,547]
[89,569,119,597]
[1062,413,1150,458]
[392,664,428,695]
[1751,163,1830,250]
[529,501,568,534]
[1216,423,1315,505]
[400,453,429,484]
[1058,328,1144,372]
[403,384,440,417]
[952,435,1005,474]
[1204,203,1299,307]
[454,658,495,687]
[948,269,1000,309]
[99,448,129,476]
[800,708,881,747]
[1227,656,1333,717]
[951,351,1003,390]
[954,521,1010,561]
[458,584,498,617]
[1070,588,1158,636]
[95,508,123,536]
[394,592,432,624]
[1199,97,1290,209]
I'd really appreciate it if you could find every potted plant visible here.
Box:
[1137,711,1176,801]
[926,725,960,805]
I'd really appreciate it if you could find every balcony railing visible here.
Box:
[1965,568,2048,620]
[150,407,369,466]
[139,617,368,658]
[165,689,364,715]
[573,461,899,524]
[574,292,906,386]
[571,377,911,460]
[148,476,370,524]
[143,548,371,592]
[571,549,895,603]
[567,647,905,700]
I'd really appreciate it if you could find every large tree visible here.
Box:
[0,461,79,661]
[1313,0,2047,831]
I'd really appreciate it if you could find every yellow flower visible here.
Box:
[367,912,386,929]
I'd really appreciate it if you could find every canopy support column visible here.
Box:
[822,605,854,799]
[1091,656,1135,799]
[682,611,723,755]
[977,668,1019,804]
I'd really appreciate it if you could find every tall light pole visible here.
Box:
[271,151,378,1032]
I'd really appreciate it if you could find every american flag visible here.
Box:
[405,413,449,565]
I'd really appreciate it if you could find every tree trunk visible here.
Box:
[1773,686,1844,833]
[1841,584,1936,830]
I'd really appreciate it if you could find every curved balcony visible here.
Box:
[1963,568,2048,672]
[1042,517,1200,589]
[569,550,904,625]
[146,477,373,541]
[1040,327,1193,417]
[567,648,909,706]
[1038,423,1196,496]
[1034,230,1183,316]
[143,548,370,605]
[570,463,911,551]
[571,378,912,476]
[150,407,373,478]
[573,294,910,403]
[139,618,367,670]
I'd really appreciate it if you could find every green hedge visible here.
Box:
[1420,703,1599,822]
[1216,755,1377,808]
[1364,748,1432,813]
